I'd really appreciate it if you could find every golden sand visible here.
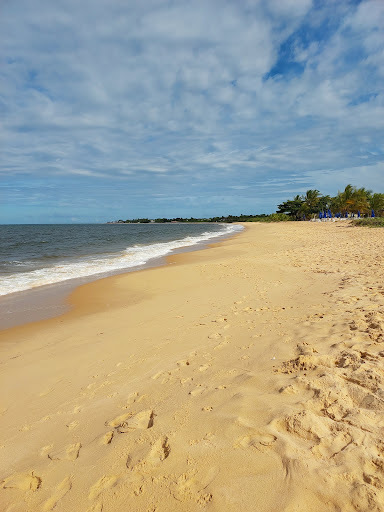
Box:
[1,222,384,511]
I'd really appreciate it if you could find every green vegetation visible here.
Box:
[352,218,384,228]
[114,214,287,224]
[277,185,384,220]
[111,185,384,225]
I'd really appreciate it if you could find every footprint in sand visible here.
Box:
[312,431,353,459]
[214,339,229,350]
[280,410,331,443]
[213,316,228,323]
[126,436,170,472]
[177,359,191,367]
[86,502,104,512]
[152,370,165,380]
[118,410,154,432]
[151,370,176,383]
[88,475,118,501]
[208,333,222,340]
[171,466,218,504]
[101,431,114,445]
[148,436,171,463]
[132,484,145,496]
[180,377,193,385]
[106,412,132,428]
[235,432,277,451]
[2,472,42,491]
[43,476,72,511]
[363,458,384,489]
[66,421,79,430]
[40,444,54,456]
[279,384,299,395]
[107,410,154,432]
[48,442,81,461]
[120,393,146,409]
[126,391,139,404]
[189,385,206,396]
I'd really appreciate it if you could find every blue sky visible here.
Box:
[1,0,383,223]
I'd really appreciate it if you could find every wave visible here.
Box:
[0,224,243,296]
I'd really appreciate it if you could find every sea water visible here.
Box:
[0,223,243,297]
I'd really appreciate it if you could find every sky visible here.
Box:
[1,0,383,223]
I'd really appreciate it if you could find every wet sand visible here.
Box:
[0,226,238,330]
[1,222,384,511]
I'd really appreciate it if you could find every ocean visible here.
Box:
[0,223,243,297]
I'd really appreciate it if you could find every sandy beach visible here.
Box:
[1,222,384,512]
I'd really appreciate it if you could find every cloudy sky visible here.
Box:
[1,0,383,223]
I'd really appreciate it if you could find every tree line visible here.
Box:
[110,185,384,224]
[277,185,384,220]
[112,214,275,224]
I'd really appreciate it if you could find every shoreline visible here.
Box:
[1,222,384,511]
[0,223,244,331]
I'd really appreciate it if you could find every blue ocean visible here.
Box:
[0,223,242,297]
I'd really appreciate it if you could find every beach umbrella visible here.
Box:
[345,212,348,218]
[357,210,361,218]
[319,211,322,219]
[324,210,327,219]
[371,209,375,218]
[328,209,332,218]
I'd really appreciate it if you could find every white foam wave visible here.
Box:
[0,224,243,296]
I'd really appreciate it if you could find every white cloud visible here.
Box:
[267,0,313,19]
[0,0,383,222]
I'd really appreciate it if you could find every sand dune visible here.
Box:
[1,222,384,511]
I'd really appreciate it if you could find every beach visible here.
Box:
[1,221,384,511]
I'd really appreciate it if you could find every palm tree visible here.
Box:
[303,189,321,214]
[370,193,384,216]
[339,184,355,213]
[337,185,369,214]
[275,184,384,220]
[352,187,370,214]
[317,194,332,213]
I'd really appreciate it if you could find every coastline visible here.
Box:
[1,222,384,511]
[0,223,244,331]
